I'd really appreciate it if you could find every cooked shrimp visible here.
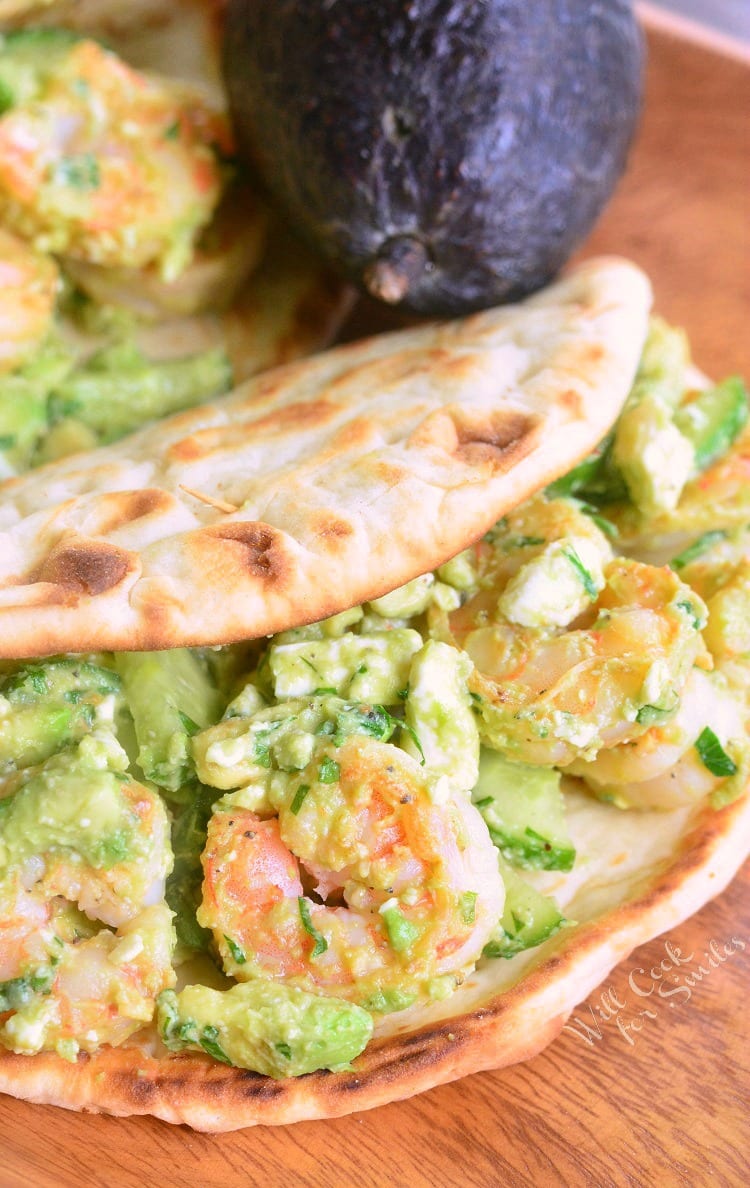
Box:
[565,669,746,809]
[445,510,707,766]
[0,35,226,276]
[0,226,58,373]
[199,736,503,1010]
[0,739,175,1058]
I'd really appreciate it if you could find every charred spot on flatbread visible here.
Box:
[197,521,291,583]
[77,489,176,537]
[32,536,136,597]
[409,404,542,473]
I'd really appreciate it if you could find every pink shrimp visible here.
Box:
[199,735,503,1010]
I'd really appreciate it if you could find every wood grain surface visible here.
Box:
[1,16,749,1188]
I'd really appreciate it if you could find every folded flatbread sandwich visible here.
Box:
[0,251,748,1129]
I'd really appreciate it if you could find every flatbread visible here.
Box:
[0,778,746,1130]
[0,256,651,657]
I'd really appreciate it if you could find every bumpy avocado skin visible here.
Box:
[223,0,643,316]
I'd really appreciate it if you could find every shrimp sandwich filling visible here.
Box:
[0,239,748,1128]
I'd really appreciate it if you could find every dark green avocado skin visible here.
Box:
[224,0,644,316]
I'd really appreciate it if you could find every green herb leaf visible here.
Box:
[199,1025,232,1065]
[53,153,101,191]
[676,599,704,630]
[223,934,246,965]
[671,530,727,570]
[298,898,328,958]
[502,534,545,552]
[275,1042,293,1060]
[563,545,598,599]
[399,719,425,765]
[318,756,340,784]
[178,711,200,737]
[290,783,310,815]
[694,727,737,777]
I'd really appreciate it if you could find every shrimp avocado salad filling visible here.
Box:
[0,25,253,479]
[0,318,748,1079]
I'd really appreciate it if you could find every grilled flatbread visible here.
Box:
[0,256,650,657]
[0,783,746,1130]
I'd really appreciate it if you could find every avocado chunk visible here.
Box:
[673,377,749,473]
[472,749,576,871]
[0,658,122,774]
[403,640,479,793]
[0,734,150,876]
[158,982,373,1077]
[482,857,569,959]
[115,649,223,794]
[224,0,643,315]
[267,629,423,704]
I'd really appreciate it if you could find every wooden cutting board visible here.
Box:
[1,11,748,1186]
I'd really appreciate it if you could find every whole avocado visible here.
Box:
[223,0,643,316]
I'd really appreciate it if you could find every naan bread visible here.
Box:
[0,779,746,1130]
[0,256,651,657]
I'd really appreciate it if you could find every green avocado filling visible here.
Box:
[0,306,746,1076]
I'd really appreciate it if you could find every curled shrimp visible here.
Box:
[0,226,58,373]
[198,735,503,1011]
[0,34,225,276]
[565,669,746,809]
[0,736,175,1058]
[440,499,708,766]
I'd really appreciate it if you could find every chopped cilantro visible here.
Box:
[290,783,311,815]
[694,728,737,777]
[298,898,328,957]
[223,935,246,965]
[399,719,425,765]
[563,545,598,598]
[178,711,200,737]
[671,530,727,570]
[53,153,101,191]
[676,599,704,630]
[502,534,545,552]
[199,1025,232,1065]
[318,756,340,784]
